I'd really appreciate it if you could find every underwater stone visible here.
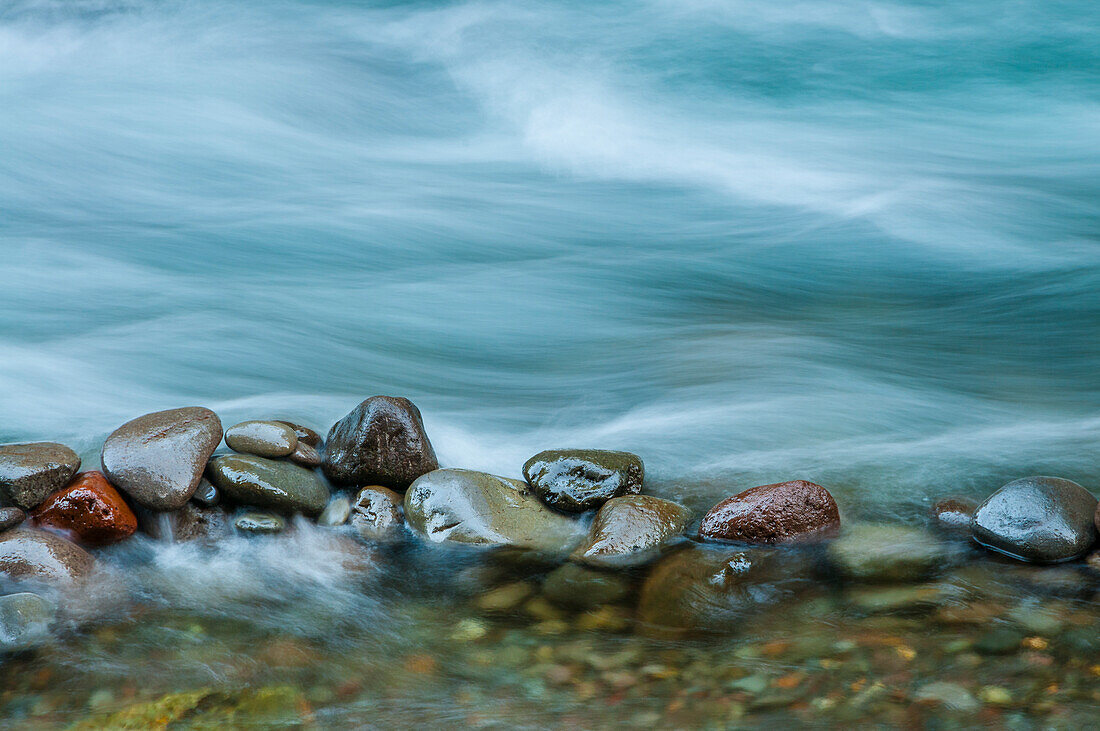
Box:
[541,563,631,610]
[827,524,948,583]
[322,396,438,490]
[0,442,81,511]
[698,480,839,544]
[523,449,643,513]
[971,476,1097,563]
[225,421,298,458]
[0,592,55,653]
[571,494,690,568]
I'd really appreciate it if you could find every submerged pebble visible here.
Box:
[827,524,948,583]
[235,512,286,534]
[0,592,55,653]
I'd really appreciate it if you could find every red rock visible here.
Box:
[698,480,840,544]
[31,471,138,546]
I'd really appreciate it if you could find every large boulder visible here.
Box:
[570,495,690,568]
[522,449,643,513]
[0,528,94,586]
[403,469,585,552]
[698,480,840,544]
[827,524,948,582]
[101,407,222,511]
[971,476,1097,563]
[31,471,137,546]
[207,455,329,516]
[322,396,438,491]
[0,442,80,510]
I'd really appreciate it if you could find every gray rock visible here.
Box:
[191,478,219,507]
[0,528,93,585]
[571,495,691,568]
[404,469,585,552]
[137,503,230,543]
[541,563,631,610]
[0,507,26,533]
[207,455,329,516]
[225,420,298,458]
[0,592,55,653]
[827,524,948,583]
[350,487,403,541]
[523,449,643,513]
[274,421,322,448]
[971,476,1098,563]
[914,681,979,712]
[322,396,438,490]
[234,512,286,534]
[0,442,80,510]
[288,442,321,468]
[101,407,222,511]
[317,495,351,526]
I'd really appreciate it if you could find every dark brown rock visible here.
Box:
[322,396,438,490]
[972,476,1097,563]
[288,442,321,468]
[0,507,26,533]
[137,503,231,543]
[350,486,404,541]
[101,407,223,511]
[0,528,94,586]
[275,421,322,448]
[31,471,137,546]
[698,480,840,544]
[523,449,643,513]
[932,497,977,531]
[571,495,691,568]
[0,442,81,510]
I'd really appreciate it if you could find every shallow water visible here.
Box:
[2,0,1100,726]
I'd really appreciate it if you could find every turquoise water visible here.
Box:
[2,1,1100,726]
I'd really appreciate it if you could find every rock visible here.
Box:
[101,407,222,511]
[974,626,1025,655]
[137,503,231,543]
[522,449,643,513]
[971,476,1098,563]
[541,563,631,610]
[224,421,297,458]
[350,487,403,541]
[30,471,137,546]
[0,592,55,653]
[914,681,979,712]
[235,512,286,534]
[844,584,958,614]
[274,421,322,448]
[826,524,948,583]
[0,507,25,533]
[192,478,219,507]
[288,442,320,468]
[476,581,534,612]
[207,455,329,516]
[698,480,840,544]
[403,469,585,552]
[570,495,691,568]
[0,442,80,510]
[0,528,93,585]
[932,497,977,531]
[322,396,438,490]
[317,495,351,526]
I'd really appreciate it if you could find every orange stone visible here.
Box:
[31,471,138,546]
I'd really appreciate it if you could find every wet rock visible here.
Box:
[698,480,840,544]
[932,497,977,531]
[914,681,979,712]
[137,503,231,543]
[974,626,1025,655]
[971,476,1097,563]
[274,421,322,448]
[235,512,286,534]
[192,478,219,507]
[523,449,643,513]
[0,592,55,653]
[0,442,80,510]
[0,507,25,533]
[0,528,93,585]
[571,495,691,568]
[288,441,320,468]
[317,495,351,526]
[404,469,585,552]
[207,454,329,515]
[224,420,298,458]
[844,584,959,614]
[322,396,438,490]
[350,486,403,541]
[542,563,631,610]
[30,471,137,546]
[101,407,222,511]
[476,581,534,612]
[826,524,948,583]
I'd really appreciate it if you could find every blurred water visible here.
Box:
[2,0,1100,518]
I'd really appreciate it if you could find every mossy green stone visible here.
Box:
[207,454,329,515]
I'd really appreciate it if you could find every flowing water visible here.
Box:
[1,0,1100,727]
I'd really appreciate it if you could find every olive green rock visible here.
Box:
[571,494,691,568]
[235,511,286,534]
[542,563,631,610]
[827,524,949,583]
[523,449,643,512]
[0,442,80,510]
[207,454,329,516]
[224,420,298,458]
[404,469,585,552]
